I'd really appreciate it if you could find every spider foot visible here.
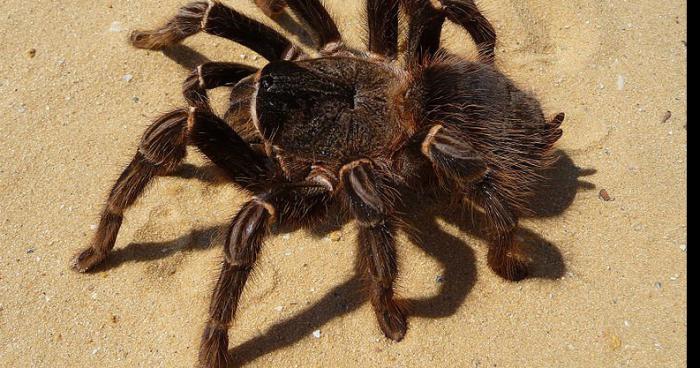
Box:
[129,1,210,50]
[70,247,107,273]
[376,304,407,342]
[488,251,529,282]
[198,325,230,368]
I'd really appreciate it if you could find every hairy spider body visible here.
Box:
[71,1,564,367]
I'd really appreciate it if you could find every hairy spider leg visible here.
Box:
[72,64,268,272]
[366,0,400,59]
[130,1,302,61]
[199,182,333,368]
[341,159,408,341]
[402,0,496,64]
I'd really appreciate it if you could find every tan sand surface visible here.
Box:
[0,0,686,367]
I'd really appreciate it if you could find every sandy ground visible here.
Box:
[0,0,686,367]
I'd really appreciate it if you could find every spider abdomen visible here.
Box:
[405,56,563,209]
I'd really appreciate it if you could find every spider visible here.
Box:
[71,0,564,366]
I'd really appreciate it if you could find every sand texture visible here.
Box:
[0,0,686,367]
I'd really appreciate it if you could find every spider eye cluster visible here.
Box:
[260,76,274,91]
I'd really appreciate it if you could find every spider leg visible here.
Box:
[71,109,189,272]
[255,0,288,17]
[470,180,528,281]
[403,0,446,63]
[182,62,257,109]
[402,0,496,64]
[340,160,407,341]
[416,124,526,281]
[72,108,272,272]
[72,65,271,272]
[199,181,333,368]
[366,0,400,59]
[284,0,343,53]
[130,1,302,61]
[420,124,488,183]
[440,0,496,63]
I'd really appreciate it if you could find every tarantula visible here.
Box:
[71,0,564,366]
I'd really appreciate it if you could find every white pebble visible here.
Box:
[312,330,321,338]
[122,74,133,82]
[109,22,123,32]
[616,75,625,90]
[89,224,97,230]
[92,347,100,355]
[623,320,631,327]
[274,305,284,312]
[680,244,687,252]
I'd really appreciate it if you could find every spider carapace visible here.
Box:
[254,58,405,163]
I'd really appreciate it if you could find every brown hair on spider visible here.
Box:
[71,1,564,367]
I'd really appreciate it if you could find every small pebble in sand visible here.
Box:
[660,110,672,123]
[282,234,291,240]
[598,189,613,201]
[605,331,622,351]
[27,48,37,58]
[89,224,97,230]
[669,274,679,281]
[132,96,140,103]
[122,74,133,82]
[111,314,119,323]
[680,244,686,252]
[26,248,34,254]
[109,21,123,32]
[623,320,631,327]
[92,347,100,355]
[654,281,662,289]
[240,54,247,60]
[274,305,284,312]
[616,75,625,90]
[328,231,342,242]
[312,330,321,338]
[435,275,445,284]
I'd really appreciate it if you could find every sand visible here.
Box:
[0,0,686,367]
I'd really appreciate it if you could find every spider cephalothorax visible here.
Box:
[71,1,564,367]
[253,58,408,163]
